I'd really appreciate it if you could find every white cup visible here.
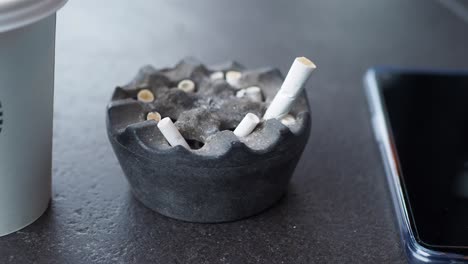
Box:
[0,0,67,237]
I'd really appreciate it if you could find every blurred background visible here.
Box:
[2,0,468,263]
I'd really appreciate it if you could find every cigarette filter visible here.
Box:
[210,71,224,80]
[157,117,190,149]
[233,113,260,137]
[263,57,315,120]
[236,86,263,102]
[137,89,155,103]
[226,70,242,88]
[146,111,162,122]
[177,79,195,93]
[280,114,296,126]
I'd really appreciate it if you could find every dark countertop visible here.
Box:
[1,0,468,263]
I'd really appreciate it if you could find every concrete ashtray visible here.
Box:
[106,58,312,222]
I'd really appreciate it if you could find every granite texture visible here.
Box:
[0,0,468,263]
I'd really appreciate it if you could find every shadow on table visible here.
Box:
[108,184,322,263]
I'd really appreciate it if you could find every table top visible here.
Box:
[1,0,468,263]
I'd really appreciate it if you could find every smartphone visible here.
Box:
[364,68,468,263]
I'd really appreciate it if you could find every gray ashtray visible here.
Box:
[106,59,311,222]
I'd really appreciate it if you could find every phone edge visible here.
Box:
[363,68,467,263]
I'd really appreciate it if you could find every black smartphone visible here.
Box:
[364,68,468,263]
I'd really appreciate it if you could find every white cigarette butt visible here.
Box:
[233,113,260,137]
[146,111,162,122]
[210,71,224,80]
[280,114,296,126]
[263,57,316,120]
[177,79,195,93]
[225,71,242,88]
[236,86,263,102]
[245,86,263,102]
[157,117,190,149]
[236,89,247,98]
[137,89,155,103]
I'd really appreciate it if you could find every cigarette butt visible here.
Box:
[233,113,260,137]
[225,70,242,88]
[236,86,263,102]
[236,89,247,98]
[146,111,162,122]
[245,86,263,102]
[210,71,224,80]
[137,89,155,103]
[280,114,296,126]
[177,79,195,93]
[263,57,316,120]
[157,117,190,149]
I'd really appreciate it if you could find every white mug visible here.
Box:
[0,0,67,237]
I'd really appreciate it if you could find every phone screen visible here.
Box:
[379,71,468,253]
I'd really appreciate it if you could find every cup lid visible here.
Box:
[0,0,67,33]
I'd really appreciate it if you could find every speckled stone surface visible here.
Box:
[0,0,467,263]
[107,59,310,222]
